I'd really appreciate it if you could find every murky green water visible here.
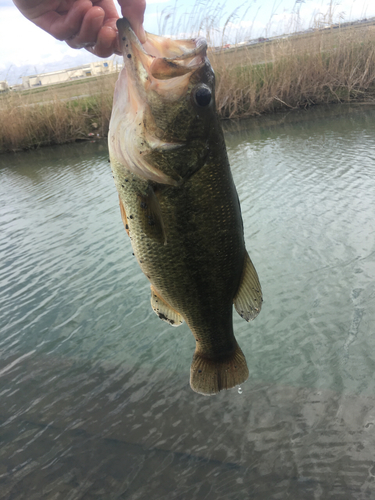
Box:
[1,105,375,499]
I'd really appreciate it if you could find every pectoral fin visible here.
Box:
[119,195,130,237]
[234,251,263,321]
[151,286,184,327]
[138,185,167,245]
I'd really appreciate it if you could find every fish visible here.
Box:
[108,18,262,395]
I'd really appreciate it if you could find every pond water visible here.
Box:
[1,105,375,499]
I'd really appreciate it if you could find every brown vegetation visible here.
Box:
[1,23,375,152]
[0,73,117,153]
[212,28,375,118]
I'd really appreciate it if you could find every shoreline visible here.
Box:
[2,101,374,156]
[2,98,375,155]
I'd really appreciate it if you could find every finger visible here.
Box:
[129,19,146,44]
[120,0,146,43]
[33,0,94,41]
[66,6,105,48]
[91,0,120,21]
[85,25,118,57]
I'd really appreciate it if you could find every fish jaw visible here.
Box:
[116,18,208,101]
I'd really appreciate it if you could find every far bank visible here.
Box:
[1,22,375,153]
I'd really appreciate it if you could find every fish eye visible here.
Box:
[193,85,212,107]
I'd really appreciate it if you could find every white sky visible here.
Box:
[0,0,374,82]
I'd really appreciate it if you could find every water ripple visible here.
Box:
[1,107,375,498]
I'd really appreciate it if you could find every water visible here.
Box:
[1,105,375,499]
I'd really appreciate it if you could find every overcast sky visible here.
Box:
[0,0,374,83]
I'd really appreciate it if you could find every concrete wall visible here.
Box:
[22,60,118,89]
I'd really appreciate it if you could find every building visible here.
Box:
[0,80,9,92]
[21,60,120,90]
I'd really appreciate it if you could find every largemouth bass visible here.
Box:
[108,18,262,395]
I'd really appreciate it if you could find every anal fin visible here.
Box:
[234,251,263,321]
[151,285,184,327]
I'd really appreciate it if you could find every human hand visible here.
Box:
[13,0,146,58]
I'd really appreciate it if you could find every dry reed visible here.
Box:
[212,29,375,119]
[0,73,116,153]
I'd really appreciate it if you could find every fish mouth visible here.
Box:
[117,18,207,96]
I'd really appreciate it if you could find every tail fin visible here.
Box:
[190,342,249,396]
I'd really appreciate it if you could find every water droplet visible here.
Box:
[238,387,242,394]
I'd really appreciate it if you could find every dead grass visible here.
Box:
[212,28,375,118]
[0,73,117,152]
[1,22,375,152]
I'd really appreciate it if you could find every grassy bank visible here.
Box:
[0,74,116,153]
[213,33,375,118]
[1,23,375,153]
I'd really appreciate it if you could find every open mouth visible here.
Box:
[117,18,207,82]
